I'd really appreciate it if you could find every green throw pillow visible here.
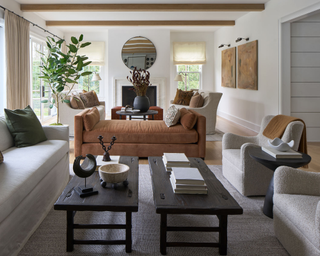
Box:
[4,105,47,147]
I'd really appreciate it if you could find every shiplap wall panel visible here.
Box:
[291,53,320,66]
[292,113,320,127]
[291,37,320,52]
[291,67,320,82]
[291,23,320,36]
[291,14,320,141]
[305,128,320,142]
[291,83,320,96]
[291,98,320,113]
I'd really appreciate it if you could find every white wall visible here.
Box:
[213,0,320,132]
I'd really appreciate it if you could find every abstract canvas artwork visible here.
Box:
[238,40,258,90]
[221,47,236,88]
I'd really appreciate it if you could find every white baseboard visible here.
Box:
[217,110,260,133]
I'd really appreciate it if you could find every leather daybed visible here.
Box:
[74,108,206,158]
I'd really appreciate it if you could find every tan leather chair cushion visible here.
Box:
[172,89,194,105]
[189,92,204,108]
[180,108,198,130]
[83,107,100,131]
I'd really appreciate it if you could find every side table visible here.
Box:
[249,147,311,218]
[111,106,163,120]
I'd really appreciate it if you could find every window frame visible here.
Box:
[176,64,202,91]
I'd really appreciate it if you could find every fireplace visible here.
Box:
[122,86,157,107]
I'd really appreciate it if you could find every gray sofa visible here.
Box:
[274,166,320,256]
[170,91,222,134]
[0,116,70,256]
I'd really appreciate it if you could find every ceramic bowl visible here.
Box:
[99,163,130,183]
[268,138,294,152]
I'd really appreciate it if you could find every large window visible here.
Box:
[176,65,202,91]
[77,66,101,93]
[30,37,53,121]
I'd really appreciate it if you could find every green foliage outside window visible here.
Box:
[78,66,101,93]
[176,65,201,91]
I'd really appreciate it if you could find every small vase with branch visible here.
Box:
[39,34,92,125]
[126,67,151,112]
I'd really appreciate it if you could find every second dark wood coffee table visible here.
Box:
[54,156,139,253]
[148,157,243,255]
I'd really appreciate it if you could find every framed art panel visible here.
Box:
[238,40,258,90]
[221,47,236,88]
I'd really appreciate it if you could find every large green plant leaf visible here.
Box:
[69,45,78,53]
[80,42,91,48]
[71,37,78,44]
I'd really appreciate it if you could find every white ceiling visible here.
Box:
[15,0,270,33]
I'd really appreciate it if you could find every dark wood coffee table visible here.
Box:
[148,156,243,255]
[54,156,139,253]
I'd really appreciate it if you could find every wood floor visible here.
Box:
[66,116,320,172]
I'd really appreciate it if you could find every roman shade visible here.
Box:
[173,42,206,65]
[78,41,105,66]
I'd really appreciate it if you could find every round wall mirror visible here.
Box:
[121,36,156,70]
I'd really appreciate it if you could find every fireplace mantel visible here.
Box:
[113,77,166,109]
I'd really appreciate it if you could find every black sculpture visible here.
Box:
[73,154,98,197]
[98,135,117,161]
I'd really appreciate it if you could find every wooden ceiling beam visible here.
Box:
[46,20,235,26]
[21,4,265,12]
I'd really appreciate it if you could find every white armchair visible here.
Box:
[222,115,304,196]
[274,166,320,256]
[170,91,222,134]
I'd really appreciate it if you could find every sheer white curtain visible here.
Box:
[5,10,30,110]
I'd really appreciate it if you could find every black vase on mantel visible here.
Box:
[133,95,150,112]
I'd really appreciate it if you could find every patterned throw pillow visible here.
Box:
[172,89,194,105]
[165,105,181,127]
[80,91,100,108]
[0,151,3,164]
[189,92,204,108]
[70,95,85,109]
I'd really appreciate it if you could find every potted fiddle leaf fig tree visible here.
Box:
[39,34,92,125]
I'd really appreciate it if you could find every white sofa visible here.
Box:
[274,166,320,256]
[170,91,222,134]
[0,116,70,256]
[59,99,105,136]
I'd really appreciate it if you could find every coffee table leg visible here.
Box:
[219,215,228,255]
[160,213,167,255]
[126,211,132,253]
[66,211,74,252]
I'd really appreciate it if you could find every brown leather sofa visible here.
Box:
[74,109,206,158]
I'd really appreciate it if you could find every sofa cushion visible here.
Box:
[180,108,198,130]
[4,105,47,147]
[0,116,14,152]
[274,193,320,248]
[80,91,100,108]
[0,139,69,224]
[83,120,198,144]
[172,89,194,105]
[165,105,180,127]
[83,107,100,131]
[189,92,204,108]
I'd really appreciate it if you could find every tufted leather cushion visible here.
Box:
[83,107,100,131]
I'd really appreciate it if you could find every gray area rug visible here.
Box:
[206,130,224,141]
[18,165,288,256]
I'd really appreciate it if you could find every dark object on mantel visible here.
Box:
[73,154,98,197]
[98,135,117,161]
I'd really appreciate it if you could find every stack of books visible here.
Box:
[170,167,207,194]
[262,146,302,159]
[162,153,190,172]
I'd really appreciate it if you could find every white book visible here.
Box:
[262,146,302,159]
[170,175,207,190]
[169,175,207,194]
[163,153,190,163]
[171,167,205,185]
